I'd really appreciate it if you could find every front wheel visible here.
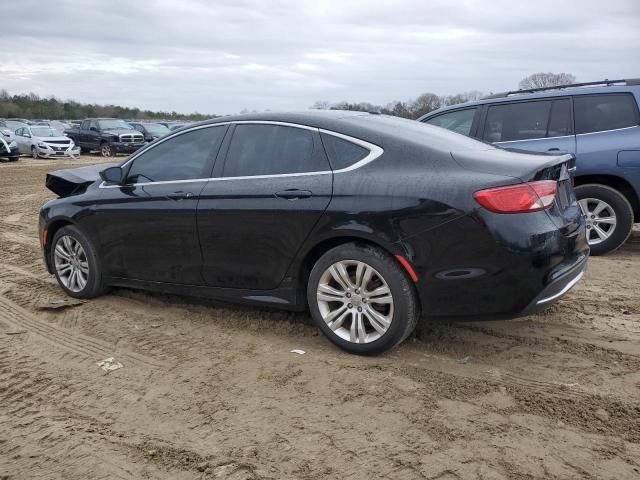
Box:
[31,146,39,159]
[100,142,114,157]
[575,184,634,255]
[307,243,419,355]
[51,225,106,299]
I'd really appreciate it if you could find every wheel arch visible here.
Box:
[574,174,640,221]
[43,218,75,272]
[296,234,420,309]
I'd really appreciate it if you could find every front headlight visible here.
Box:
[38,143,49,149]
[69,139,75,148]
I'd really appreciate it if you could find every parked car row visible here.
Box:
[0,117,195,160]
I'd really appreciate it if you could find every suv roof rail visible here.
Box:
[482,78,640,99]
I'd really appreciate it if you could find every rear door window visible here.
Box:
[573,94,639,134]
[424,108,476,136]
[223,124,329,177]
[320,133,369,170]
[483,101,552,142]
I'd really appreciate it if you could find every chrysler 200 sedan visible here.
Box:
[39,111,589,355]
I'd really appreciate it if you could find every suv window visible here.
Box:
[81,120,90,130]
[547,99,572,137]
[320,133,369,170]
[223,124,328,177]
[424,108,476,136]
[127,126,225,183]
[574,94,639,134]
[483,101,552,142]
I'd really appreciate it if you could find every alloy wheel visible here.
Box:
[31,147,38,159]
[578,197,617,245]
[101,144,113,157]
[53,235,89,292]
[316,260,394,344]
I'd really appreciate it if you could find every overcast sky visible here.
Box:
[1,0,639,115]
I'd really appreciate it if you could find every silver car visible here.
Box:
[14,125,80,159]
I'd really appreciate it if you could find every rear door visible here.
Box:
[197,122,333,290]
[481,98,576,155]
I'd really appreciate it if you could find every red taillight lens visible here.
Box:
[473,180,558,214]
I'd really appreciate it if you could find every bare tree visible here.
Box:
[518,72,576,90]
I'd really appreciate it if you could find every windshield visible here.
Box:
[97,119,133,130]
[144,123,170,135]
[31,127,63,137]
[5,120,26,130]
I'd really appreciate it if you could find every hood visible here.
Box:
[34,135,71,143]
[46,162,118,197]
[102,128,139,136]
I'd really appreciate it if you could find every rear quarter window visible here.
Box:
[320,133,369,170]
[573,93,639,134]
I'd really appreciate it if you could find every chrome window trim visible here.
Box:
[494,133,574,144]
[575,125,639,136]
[99,121,384,189]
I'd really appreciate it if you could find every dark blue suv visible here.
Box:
[419,79,640,255]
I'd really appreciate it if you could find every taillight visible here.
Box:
[473,180,557,214]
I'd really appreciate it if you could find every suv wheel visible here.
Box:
[51,225,106,299]
[101,142,114,157]
[307,243,419,355]
[575,184,633,255]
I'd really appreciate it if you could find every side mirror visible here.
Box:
[100,166,123,185]
[89,126,98,132]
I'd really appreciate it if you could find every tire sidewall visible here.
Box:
[307,244,416,355]
[575,184,633,255]
[51,225,103,299]
[101,143,113,157]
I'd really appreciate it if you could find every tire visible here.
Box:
[100,142,115,157]
[575,184,634,255]
[9,156,18,162]
[80,146,91,154]
[51,225,106,299]
[31,146,39,159]
[307,243,419,355]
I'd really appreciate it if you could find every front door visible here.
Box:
[95,124,228,284]
[197,123,333,290]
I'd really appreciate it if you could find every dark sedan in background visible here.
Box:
[39,111,588,355]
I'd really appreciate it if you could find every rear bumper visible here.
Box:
[520,252,587,315]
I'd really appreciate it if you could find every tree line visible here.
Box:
[0,90,214,121]
[311,72,577,119]
[0,72,575,121]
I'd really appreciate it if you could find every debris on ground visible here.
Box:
[290,349,306,355]
[6,330,27,335]
[458,355,473,364]
[97,357,124,373]
[37,298,85,311]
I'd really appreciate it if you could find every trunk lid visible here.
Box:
[452,147,581,233]
[46,162,117,197]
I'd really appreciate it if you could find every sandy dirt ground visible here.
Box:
[0,154,639,480]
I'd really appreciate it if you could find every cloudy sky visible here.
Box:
[2,0,639,115]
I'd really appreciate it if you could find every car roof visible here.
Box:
[419,83,640,120]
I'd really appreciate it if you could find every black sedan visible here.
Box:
[39,111,588,355]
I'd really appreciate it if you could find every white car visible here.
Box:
[14,125,80,159]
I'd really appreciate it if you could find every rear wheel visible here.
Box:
[307,243,419,355]
[51,225,106,299]
[575,184,633,255]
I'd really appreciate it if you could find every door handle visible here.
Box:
[167,191,194,200]
[275,189,312,200]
